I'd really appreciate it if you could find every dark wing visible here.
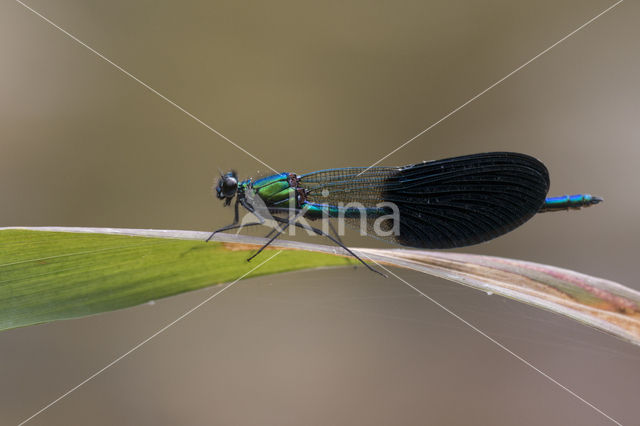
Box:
[299,152,550,249]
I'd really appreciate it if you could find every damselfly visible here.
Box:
[207,152,601,275]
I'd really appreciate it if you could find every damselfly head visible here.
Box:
[216,170,238,206]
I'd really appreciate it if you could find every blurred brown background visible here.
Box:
[1,0,639,425]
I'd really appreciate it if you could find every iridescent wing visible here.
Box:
[299,152,550,249]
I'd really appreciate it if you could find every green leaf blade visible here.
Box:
[0,230,355,330]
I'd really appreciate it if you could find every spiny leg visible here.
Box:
[266,208,381,276]
[269,207,343,244]
[246,208,310,261]
[233,199,240,222]
[263,227,278,239]
[261,207,303,240]
[206,197,273,242]
[205,221,265,242]
[234,205,384,276]
[207,200,243,241]
[272,216,386,277]
[247,221,293,262]
[245,206,307,243]
[328,219,344,246]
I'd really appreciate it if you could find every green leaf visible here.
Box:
[3,227,640,348]
[0,229,356,331]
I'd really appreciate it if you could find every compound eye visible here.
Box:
[223,176,237,193]
[215,178,226,199]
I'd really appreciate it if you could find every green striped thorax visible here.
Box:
[216,171,307,210]
[244,173,307,208]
